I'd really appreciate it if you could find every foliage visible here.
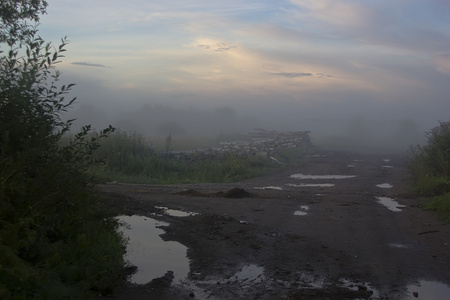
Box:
[87,130,288,184]
[423,193,450,220]
[0,2,126,299]
[409,121,450,220]
[0,0,48,45]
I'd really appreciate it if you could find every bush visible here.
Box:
[409,121,450,220]
[409,121,450,194]
[0,2,126,298]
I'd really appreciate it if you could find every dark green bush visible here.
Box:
[409,121,450,193]
[409,121,450,220]
[1,2,126,298]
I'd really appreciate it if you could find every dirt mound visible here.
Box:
[216,187,254,198]
[175,187,255,198]
[174,189,205,197]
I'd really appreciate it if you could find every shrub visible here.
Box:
[409,121,450,220]
[409,121,450,194]
[0,2,126,298]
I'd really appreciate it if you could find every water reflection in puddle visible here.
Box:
[376,197,406,212]
[338,278,380,298]
[234,264,265,283]
[405,280,450,300]
[287,183,335,188]
[117,215,189,284]
[195,264,265,286]
[294,205,309,216]
[254,186,283,190]
[376,183,393,189]
[155,206,199,217]
[290,174,356,180]
[389,243,409,249]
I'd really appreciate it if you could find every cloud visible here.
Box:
[71,62,111,68]
[197,41,237,52]
[288,0,369,30]
[432,53,450,74]
[287,0,450,54]
[272,72,332,78]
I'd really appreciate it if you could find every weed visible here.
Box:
[409,121,450,220]
[86,131,308,184]
[424,193,450,220]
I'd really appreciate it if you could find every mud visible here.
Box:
[98,151,450,299]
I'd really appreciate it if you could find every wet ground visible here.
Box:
[99,151,450,299]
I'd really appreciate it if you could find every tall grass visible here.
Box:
[88,130,305,184]
[409,121,450,220]
[148,132,245,151]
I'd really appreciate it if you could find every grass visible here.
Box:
[423,193,450,220]
[408,121,450,220]
[148,132,245,151]
[86,130,309,184]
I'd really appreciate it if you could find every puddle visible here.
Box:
[290,174,356,180]
[381,165,394,169]
[117,215,189,284]
[294,211,307,216]
[389,243,410,249]
[233,264,265,283]
[338,278,380,298]
[296,273,326,289]
[383,158,392,163]
[375,197,406,212]
[155,206,199,217]
[405,280,450,300]
[254,186,283,190]
[376,183,393,189]
[306,154,329,158]
[347,164,356,168]
[294,205,309,216]
[287,183,335,188]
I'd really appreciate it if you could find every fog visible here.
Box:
[44,0,450,153]
[62,75,434,153]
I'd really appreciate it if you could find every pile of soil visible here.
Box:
[175,187,255,198]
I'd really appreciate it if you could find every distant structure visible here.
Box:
[167,129,312,159]
[213,128,311,155]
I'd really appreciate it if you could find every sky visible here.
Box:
[38,0,450,150]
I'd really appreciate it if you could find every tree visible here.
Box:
[0,0,47,45]
[0,2,125,298]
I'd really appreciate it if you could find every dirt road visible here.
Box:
[99,151,450,299]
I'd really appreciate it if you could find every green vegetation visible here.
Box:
[409,121,450,220]
[145,132,246,151]
[1,2,126,299]
[87,130,305,184]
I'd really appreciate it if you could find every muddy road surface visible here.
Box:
[99,151,450,299]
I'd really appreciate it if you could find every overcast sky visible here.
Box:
[38,0,450,148]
